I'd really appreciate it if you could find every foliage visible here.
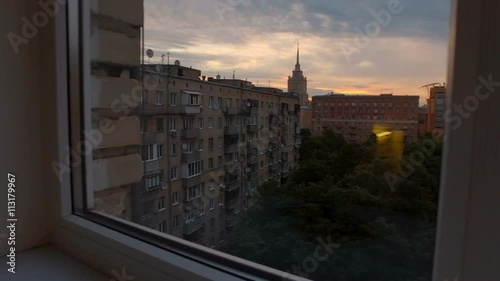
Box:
[222,133,442,281]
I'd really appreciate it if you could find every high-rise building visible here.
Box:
[288,44,312,131]
[418,105,428,136]
[135,62,301,247]
[426,85,446,136]
[311,93,419,143]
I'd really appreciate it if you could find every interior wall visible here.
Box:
[0,0,57,255]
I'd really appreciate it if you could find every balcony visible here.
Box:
[225,214,240,228]
[141,213,159,227]
[144,159,160,172]
[269,164,278,173]
[168,104,202,115]
[182,197,204,210]
[247,155,258,164]
[183,218,203,235]
[143,132,165,144]
[247,146,258,156]
[247,124,259,132]
[222,107,240,115]
[225,161,240,175]
[134,104,158,115]
[281,163,289,174]
[226,198,238,210]
[281,145,294,153]
[224,143,239,154]
[224,126,239,136]
[181,128,201,139]
[225,179,240,192]
[181,151,201,163]
[182,175,202,187]
[240,107,251,115]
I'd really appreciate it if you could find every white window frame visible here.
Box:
[158,196,166,211]
[170,92,177,106]
[172,191,179,206]
[156,91,163,105]
[46,2,500,281]
[170,166,178,180]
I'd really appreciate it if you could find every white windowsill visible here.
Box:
[54,215,275,281]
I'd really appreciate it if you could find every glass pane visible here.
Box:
[85,0,451,280]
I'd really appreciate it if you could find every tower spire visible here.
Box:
[295,43,301,71]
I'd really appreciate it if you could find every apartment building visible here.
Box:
[311,93,419,143]
[426,85,446,136]
[418,105,428,136]
[137,62,301,248]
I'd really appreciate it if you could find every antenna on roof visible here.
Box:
[233,70,235,79]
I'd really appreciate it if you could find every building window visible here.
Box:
[145,172,163,190]
[218,137,223,148]
[198,117,204,129]
[209,158,214,169]
[208,117,214,128]
[172,192,179,205]
[184,118,194,129]
[187,161,204,177]
[156,91,163,105]
[209,199,215,210]
[158,196,166,211]
[185,183,204,201]
[210,218,215,229]
[170,167,178,180]
[171,143,177,155]
[141,144,162,161]
[159,221,167,233]
[185,209,196,222]
[173,215,179,227]
[198,139,204,151]
[189,94,200,105]
[218,117,223,128]
[199,203,205,216]
[170,92,177,106]
[157,144,164,158]
[156,118,163,133]
[208,138,214,151]
[219,231,224,243]
[169,118,177,131]
[218,156,223,167]
[209,96,214,107]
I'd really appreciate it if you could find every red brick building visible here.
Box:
[311,94,419,143]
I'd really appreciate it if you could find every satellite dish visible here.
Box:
[155,65,162,72]
[146,49,154,58]
[182,143,188,150]
[212,102,220,110]
[247,102,251,107]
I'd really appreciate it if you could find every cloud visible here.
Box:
[143,0,451,104]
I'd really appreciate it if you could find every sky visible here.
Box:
[144,0,451,103]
